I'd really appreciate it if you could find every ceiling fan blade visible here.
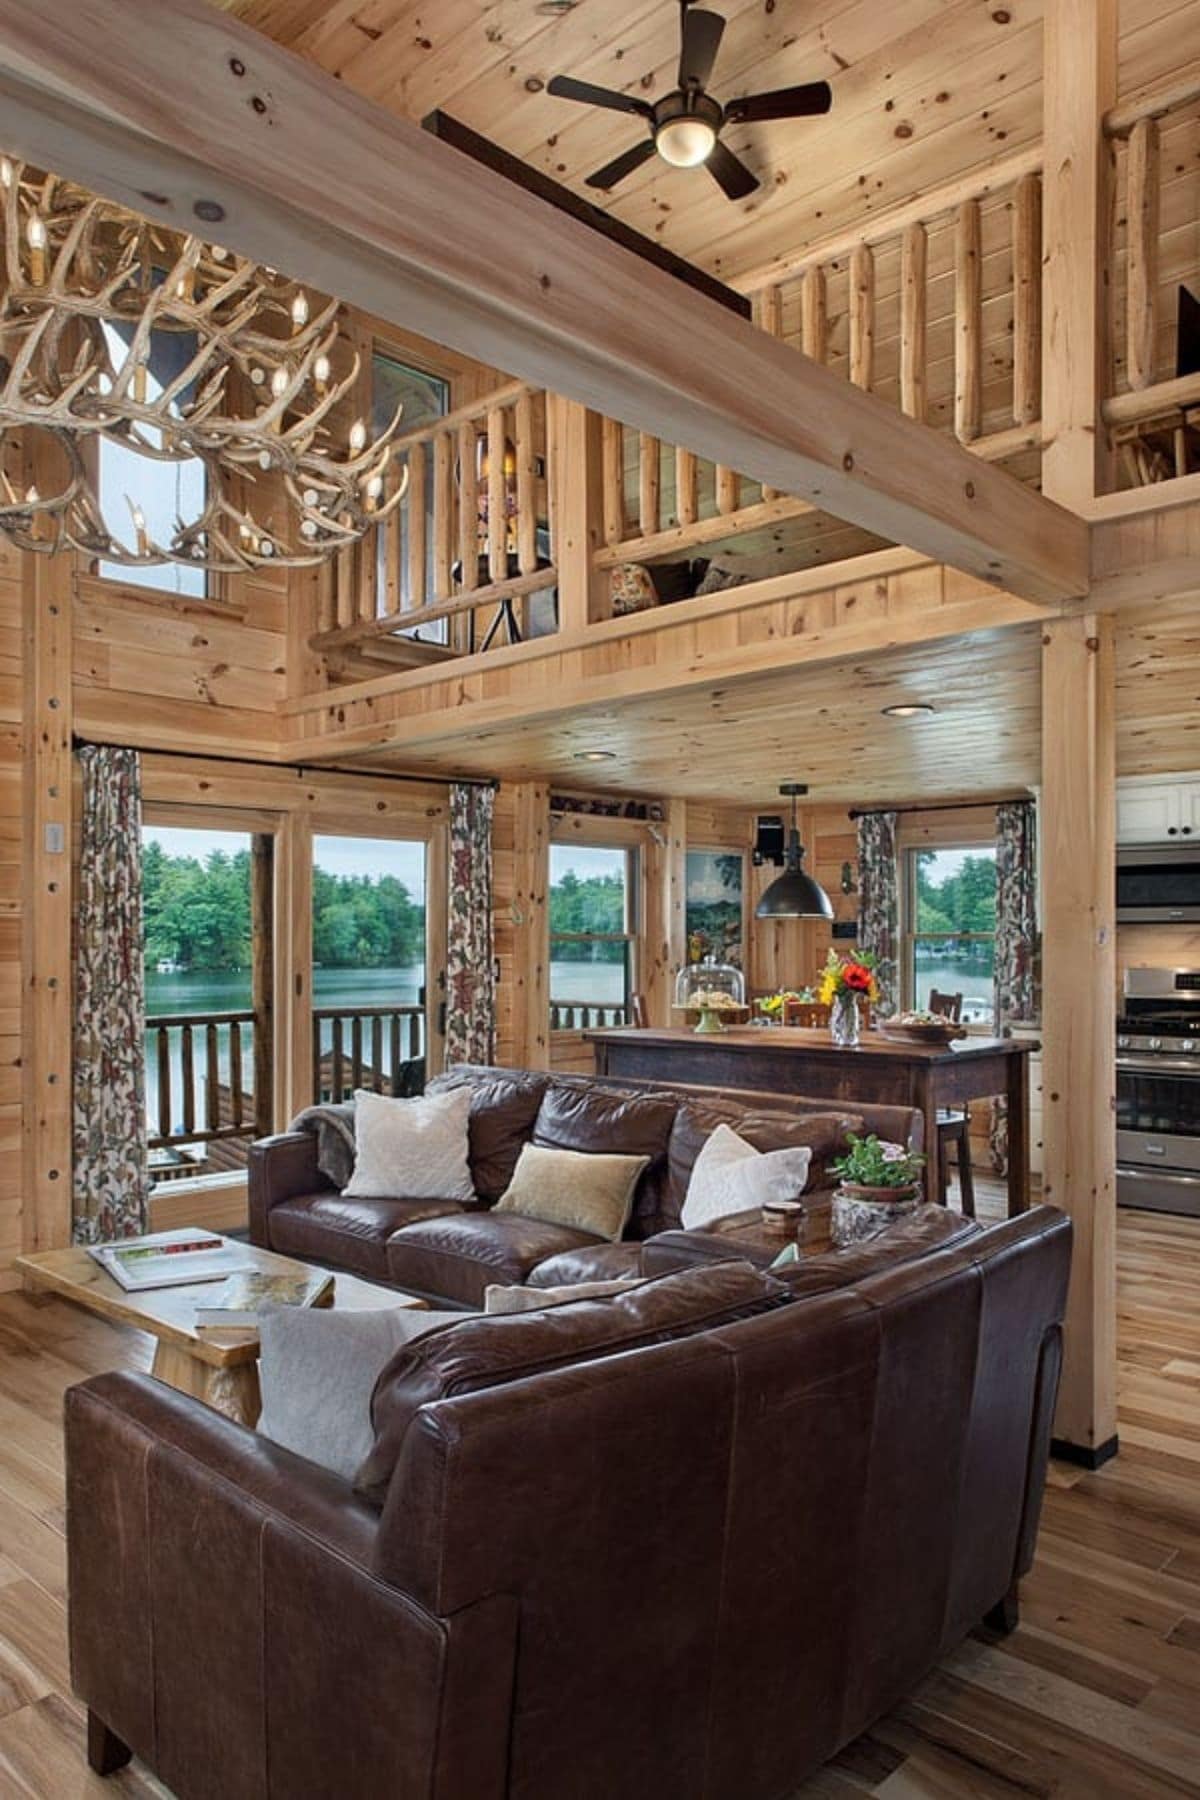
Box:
[547,74,653,118]
[707,138,759,200]
[678,6,725,90]
[725,81,834,124]
[585,137,659,191]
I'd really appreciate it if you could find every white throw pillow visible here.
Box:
[682,1123,812,1230]
[484,1275,648,1314]
[344,1087,474,1201]
[257,1304,462,1481]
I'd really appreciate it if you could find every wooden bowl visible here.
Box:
[876,1019,968,1046]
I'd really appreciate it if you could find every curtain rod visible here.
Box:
[847,796,1031,821]
[71,738,498,791]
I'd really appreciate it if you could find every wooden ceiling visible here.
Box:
[224,0,1189,285]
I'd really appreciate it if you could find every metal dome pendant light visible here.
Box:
[755,783,834,920]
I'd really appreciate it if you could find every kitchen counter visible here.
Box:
[584,1026,1038,1215]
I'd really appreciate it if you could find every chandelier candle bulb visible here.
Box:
[290,291,309,330]
[313,354,331,392]
[128,500,149,557]
[348,419,367,455]
[25,213,46,284]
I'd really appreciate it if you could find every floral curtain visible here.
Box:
[72,745,150,1244]
[990,798,1039,1173]
[445,781,497,1067]
[856,810,899,1015]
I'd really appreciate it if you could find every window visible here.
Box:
[549,843,636,1029]
[312,834,429,1102]
[684,849,744,966]
[372,349,448,622]
[903,845,997,1024]
[98,316,207,597]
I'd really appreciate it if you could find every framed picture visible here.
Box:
[685,849,744,967]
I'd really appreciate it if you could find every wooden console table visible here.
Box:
[585,1026,1038,1217]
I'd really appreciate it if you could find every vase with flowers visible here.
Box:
[817,950,879,1047]
[830,1133,927,1244]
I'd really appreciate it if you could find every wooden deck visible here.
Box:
[0,1193,1196,1797]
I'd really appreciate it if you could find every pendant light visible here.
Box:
[755,783,834,920]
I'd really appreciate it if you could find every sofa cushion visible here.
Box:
[345,1088,474,1203]
[484,1274,647,1314]
[667,1100,862,1217]
[495,1143,649,1242]
[356,1259,791,1505]
[533,1081,678,1238]
[267,1193,465,1281]
[526,1241,645,1288]
[384,1211,606,1309]
[426,1067,550,1203]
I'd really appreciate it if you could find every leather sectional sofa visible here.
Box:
[67,1203,1072,1798]
[248,1063,929,1306]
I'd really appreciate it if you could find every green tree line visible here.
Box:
[143,844,424,971]
[914,851,997,937]
[549,868,626,964]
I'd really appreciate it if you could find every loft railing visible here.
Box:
[313,1002,425,1103]
[309,382,555,660]
[550,999,631,1031]
[147,1009,262,1153]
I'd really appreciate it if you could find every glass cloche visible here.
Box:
[674,955,746,1015]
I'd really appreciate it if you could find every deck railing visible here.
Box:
[146,1010,259,1151]
[549,999,631,1032]
[312,1003,425,1103]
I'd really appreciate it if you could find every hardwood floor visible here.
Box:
[0,1200,1196,1797]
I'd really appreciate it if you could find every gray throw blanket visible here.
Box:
[289,1101,357,1189]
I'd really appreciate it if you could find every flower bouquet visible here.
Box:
[817,950,879,1047]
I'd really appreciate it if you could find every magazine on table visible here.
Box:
[88,1228,253,1293]
[194,1268,335,1328]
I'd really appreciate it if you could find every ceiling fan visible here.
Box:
[546,1,832,201]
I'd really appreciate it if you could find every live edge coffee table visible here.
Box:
[15,1237,426,1428]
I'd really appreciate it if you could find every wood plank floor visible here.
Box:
[0,1199,1197,1797]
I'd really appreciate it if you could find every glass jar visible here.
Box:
[673,955,746,1018]
[829,990,861,1048]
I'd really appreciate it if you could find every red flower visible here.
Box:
[842,963,873,992]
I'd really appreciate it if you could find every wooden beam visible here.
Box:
[1041,0,1117,509]
[1040,614,1117,1461]
[0,0,1088,604]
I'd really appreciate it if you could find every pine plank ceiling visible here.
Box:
[223,0,1189,285]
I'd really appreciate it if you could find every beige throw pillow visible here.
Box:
[344,1087,474,1201]
[484,1274,648,1314]
[494,1142,649,1243]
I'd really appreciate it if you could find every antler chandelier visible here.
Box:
[0,157,406,574]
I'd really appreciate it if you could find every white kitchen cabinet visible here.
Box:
[1117,774,1200,843]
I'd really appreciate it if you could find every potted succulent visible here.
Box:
[830,1133,926,1245]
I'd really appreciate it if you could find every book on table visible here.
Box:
[194,1268,336,1329]
[88,1227,253,1293]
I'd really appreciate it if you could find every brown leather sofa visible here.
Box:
[67,1205,1071,1799]
[248,1063,926,1306]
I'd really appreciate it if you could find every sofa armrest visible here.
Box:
[66,1373,517,1800]
[247,1129,331,1246]
[642,1213,782,1276]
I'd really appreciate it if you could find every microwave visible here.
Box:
[1117,844,1200,922]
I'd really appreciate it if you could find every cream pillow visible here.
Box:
[494,1143,649,1243]
[484,1275,647,1314]
[344,1087,474,1201]
[682,1123,812,1229]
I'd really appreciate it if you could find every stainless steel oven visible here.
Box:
[1117,969,1200,1216]
[1116,844,1200,923]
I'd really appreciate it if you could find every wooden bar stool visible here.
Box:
[929,989,976,1219]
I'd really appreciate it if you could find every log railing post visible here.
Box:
[638,433,661,536]
[849,243,874,391]
[675,446,699,525]
[954,197,982,442]
[900,223,928,423]
[1012,172,1043,426]
[601,416,624,546]
[456,420,478,592]
[432,429,454,600]
[801,265,827,363]
[515,388,537,577]
[405,443,427,610]
[1126,115,1160,392]
[486,405,508,585]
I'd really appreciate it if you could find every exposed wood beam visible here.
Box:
[0,0,1088,606]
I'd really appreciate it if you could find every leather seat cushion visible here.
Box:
[532,1080,678,1239]
[667,1101,863,1219]
[526,1241,645,1288]
[425,1067,550,1202]
[358,1258,792,1505]
[384,1211,606,1309]
[267,1193,465,1280]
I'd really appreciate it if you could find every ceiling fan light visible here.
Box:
[655,116,717,168]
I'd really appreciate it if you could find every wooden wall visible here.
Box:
[0,531,23,1284]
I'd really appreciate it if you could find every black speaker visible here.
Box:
[752,815,785,867]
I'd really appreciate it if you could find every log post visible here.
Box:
[549,395,603,630]
[801,266,827,363]
[432,429,454,599]
[900,223,928,423]
[515,389,537,576]
[1012,172,1042,426]
[405,444,427,609]
[849,243,874,391]
[1040,614,1118,1466]
[456,420,478,591]
[486,405,508,585]
[675,446,699,525]
[638,433,661,536]
[1126,116,1160,393]
[715,464,740,516]
[251,832,275,1138]
[601,415,624,546]
[954,198,982,442]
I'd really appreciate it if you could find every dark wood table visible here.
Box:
[585,1026,1038,1217]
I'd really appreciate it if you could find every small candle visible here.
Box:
[348,418,367,455]
[129,501,149,557]
[290,290,309,331]
[312,353,331,395]
[26,213,46,285]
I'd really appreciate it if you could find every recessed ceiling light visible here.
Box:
[575,749,616,762]
[881,703,936,719]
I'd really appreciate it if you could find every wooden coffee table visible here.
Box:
[15,1237,426,1427]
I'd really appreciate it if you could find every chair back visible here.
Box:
[929,989,964,1022]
